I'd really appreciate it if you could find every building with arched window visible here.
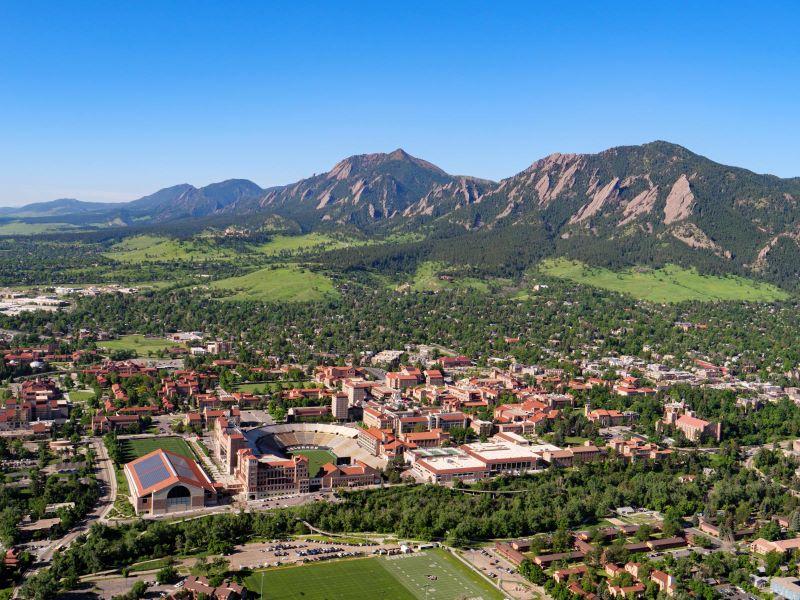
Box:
[124,449,216,515]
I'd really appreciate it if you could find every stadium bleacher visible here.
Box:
[247,423,383,469]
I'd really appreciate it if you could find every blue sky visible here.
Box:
[1,1,799,205]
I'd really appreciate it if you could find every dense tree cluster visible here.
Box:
[5,277,800,386]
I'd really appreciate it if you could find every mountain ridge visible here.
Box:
[4,141,800,287]
[7,141,798,225]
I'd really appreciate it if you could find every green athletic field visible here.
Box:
[98,334,175,356]
[120,436,195,462]
[244,549,504,600]
[288,449,336,478]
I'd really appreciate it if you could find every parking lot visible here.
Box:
[462,547,539,600]
[243,489,340,511]
[228,538,403,570]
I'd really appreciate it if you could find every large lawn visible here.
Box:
[119,436,195,462]
[539,258,789,303]
[99,334,175,356]
[244,549,503,600]
[209,266,337,302]
[68,390,96,402]
[233,381,317,394]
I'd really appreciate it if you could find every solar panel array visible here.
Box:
[169,454,197,482]
[133,454,171,490]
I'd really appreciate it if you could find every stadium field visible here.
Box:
[287,449,336,478]
[244,548,503,600]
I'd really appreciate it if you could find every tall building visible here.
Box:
[343,379,370,404]
[331,392,349,421]
[236,450,310,499]
[212,418,248,475]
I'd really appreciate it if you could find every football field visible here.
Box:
[244,549,504,600]
[287,449,337,478]
[120,436,195,462]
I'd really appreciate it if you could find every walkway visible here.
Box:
[187,435,225,482]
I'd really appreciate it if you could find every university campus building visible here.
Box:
[123,449,217,515]
[215,422,385,500]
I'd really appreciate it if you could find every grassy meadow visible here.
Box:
[539,258,789,303]
[254,233,355,256]
[105,235,238,263]
[403,261,490,293]
[209,266,337,302]
[0,221,79,235]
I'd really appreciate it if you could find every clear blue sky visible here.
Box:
[1,1,799,205]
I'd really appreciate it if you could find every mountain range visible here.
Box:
[5,141,800,286]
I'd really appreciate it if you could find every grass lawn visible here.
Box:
[210,266,338,302]
[119,436,194,462]
[244,549,503,600]
[99,334,174,357]
[108,466,136,519]
[68,390,96,402]
[565,436,589,445]
[618,511,664,526]
[233,382,273,394]
[539,258,789,303]
[233,381,317,394]
[288,449,336,478]
[195,439,212,458]
[129,557,173,572]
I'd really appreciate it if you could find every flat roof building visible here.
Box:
[461,439,543,475]
[412,450,489,484]
[772,577,800,600]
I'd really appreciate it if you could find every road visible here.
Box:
[95,436,118,522]
[14,437,118,597]
[39,437,117,562]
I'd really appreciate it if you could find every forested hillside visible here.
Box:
[3,141,800,288]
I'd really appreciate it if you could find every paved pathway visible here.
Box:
[187,435,225,481]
